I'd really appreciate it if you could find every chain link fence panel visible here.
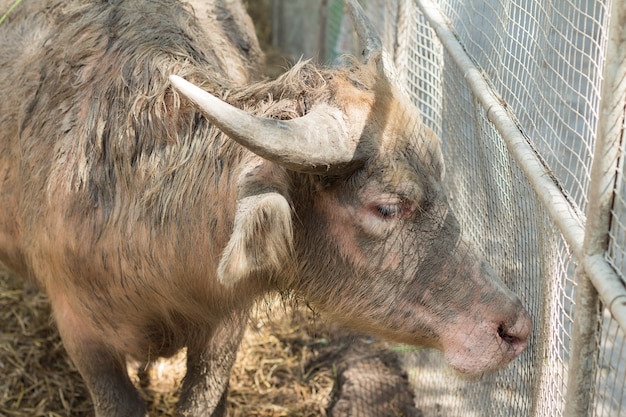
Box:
[271,0,626,415]
[0,0,623,415]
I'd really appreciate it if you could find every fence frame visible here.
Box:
[565,1,626,415]
[413,0,626,415]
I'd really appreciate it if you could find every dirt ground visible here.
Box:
[0,267,421,417]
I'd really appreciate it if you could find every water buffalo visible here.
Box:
[0,0,531,416]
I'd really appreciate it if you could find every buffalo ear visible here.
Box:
[217,162,293,287]
[217,191,293,287]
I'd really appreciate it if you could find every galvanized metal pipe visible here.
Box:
[581,0,626,320]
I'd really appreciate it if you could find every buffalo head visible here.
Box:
[170,0,531,375]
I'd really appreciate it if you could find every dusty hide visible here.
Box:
[0,267,421,417]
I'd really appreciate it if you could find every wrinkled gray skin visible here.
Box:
[0,1,531,416]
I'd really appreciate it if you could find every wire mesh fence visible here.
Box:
[273,0,626,415]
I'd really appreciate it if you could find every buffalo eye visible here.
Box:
[376,204,404,218]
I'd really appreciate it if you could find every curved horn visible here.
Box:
[170,75,364,174]
[346,0,383,62]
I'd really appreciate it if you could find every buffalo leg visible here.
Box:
[177,313,246,417]
[52,298,147,417]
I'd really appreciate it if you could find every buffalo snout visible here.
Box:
[439,261,532,375]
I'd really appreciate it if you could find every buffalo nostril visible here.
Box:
[497,309,532,355]
[497,324,518,345]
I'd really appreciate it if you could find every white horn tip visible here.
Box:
[169,74,197,98]
[169,74,226,117]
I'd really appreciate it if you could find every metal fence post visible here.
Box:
[563,1,626,415]
[563,272,601,417]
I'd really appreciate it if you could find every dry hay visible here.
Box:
[0,270,91,417]
[0,267,420,416]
